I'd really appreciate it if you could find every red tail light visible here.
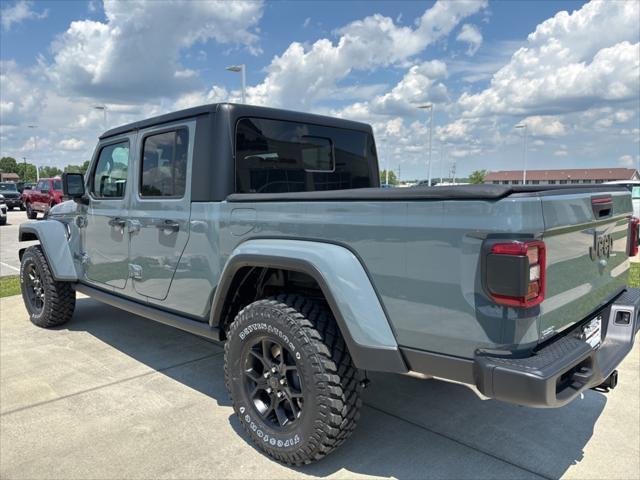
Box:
[629,218,639,257]
[485,240,546,308]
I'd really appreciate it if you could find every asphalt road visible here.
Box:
[0,210,39,276]
[1,293,638,479]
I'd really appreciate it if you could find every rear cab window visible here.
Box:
[632,186,640,199]
[235,117,377,193]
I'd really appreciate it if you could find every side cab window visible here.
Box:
[91,141,130,198]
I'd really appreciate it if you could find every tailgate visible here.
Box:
[539,190,633,341]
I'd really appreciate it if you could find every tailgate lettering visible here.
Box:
[589,232,613,261]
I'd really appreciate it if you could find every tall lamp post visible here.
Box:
[93,105,108,131]
[515,123,528,184]
[27,125,38,181]
[380,137,390,185]
[226,64,246,103]
[418,104,434,186]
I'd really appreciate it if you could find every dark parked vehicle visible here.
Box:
[17,181,36,193]
[0,182,23,210]
[18,104,640,466]
[21,178,64,219]
[0,195,7,225]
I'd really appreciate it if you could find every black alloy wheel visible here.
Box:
[23,261,45,314]
[242,336,304,429]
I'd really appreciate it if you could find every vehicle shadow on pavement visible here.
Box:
[67,298,606,480]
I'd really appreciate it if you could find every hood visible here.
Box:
[0,191,20,198]
[49,199,80,216]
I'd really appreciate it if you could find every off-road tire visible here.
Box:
[26,203,37,219]
[224,294,362,466]
[0,216,6,225]
[20,245,75,328]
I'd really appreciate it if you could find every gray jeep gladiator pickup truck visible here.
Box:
[18,103,640,465]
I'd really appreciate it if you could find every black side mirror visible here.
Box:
[62,173,87,203]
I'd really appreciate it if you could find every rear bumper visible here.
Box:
[474,288,640,407]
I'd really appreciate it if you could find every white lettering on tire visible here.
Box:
[238,322,296,352]
[240,406,302,449]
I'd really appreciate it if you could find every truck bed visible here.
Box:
[216,184,633,359]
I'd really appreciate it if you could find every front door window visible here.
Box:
[92,142,130,198]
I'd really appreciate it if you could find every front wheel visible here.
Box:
[20,245,76,328]
[26,203,37,219]
[224,294,362,466]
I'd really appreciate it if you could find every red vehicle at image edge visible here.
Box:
[21,178,64,219]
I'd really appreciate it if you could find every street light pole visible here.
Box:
[418,104,434,186]
[226,64,246,103]
[94,105,108,131]
[380,137,390,185]
[27,125,38,181]
[515,124,528,184]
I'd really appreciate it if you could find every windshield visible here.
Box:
[0,183,18,192]
[632,186,640,199]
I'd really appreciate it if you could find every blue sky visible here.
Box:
[1,0,639,179]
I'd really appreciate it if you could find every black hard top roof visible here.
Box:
[100,103,373,139]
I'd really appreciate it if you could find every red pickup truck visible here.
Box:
[22,178,64,219]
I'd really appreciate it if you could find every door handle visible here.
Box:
[108,217,127,228]
[157,219,180,232]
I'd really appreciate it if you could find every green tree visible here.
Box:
[0,156,18,173]
[64,161,90,175]
[469,169,487,184]
[15,162,37,182]
[380,169,399,185]
[39,166,63,178]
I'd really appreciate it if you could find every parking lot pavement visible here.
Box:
[0,210,38,276]
[1,295,638,480]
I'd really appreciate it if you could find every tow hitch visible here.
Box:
[592,370,618,392]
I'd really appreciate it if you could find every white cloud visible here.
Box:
[0,60,46,126]
[0,0,47,31]
[459,1,640,117]
[618,155,638,168]
[331,60,449,126]
[554,149,568,156]
[520,116,567,137]
[436,118,475,142]
[247,0,486,108]
[46,0,264,102]
[58,138,86,151]
[456,24,482,55]
[173,85,229,111]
